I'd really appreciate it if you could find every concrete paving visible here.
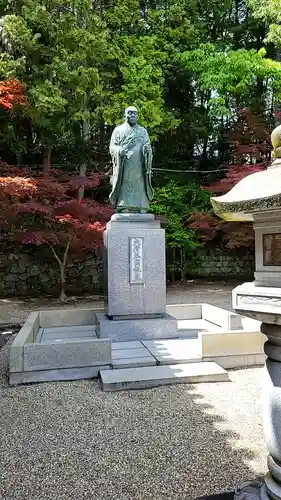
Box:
[111,341,157,369]
[112,341,154,369]
[112,347,149,359]
[111,341,142,350]
[177,319,221,333]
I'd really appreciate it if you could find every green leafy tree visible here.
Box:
[248,0,281,47]
[150,180,210,281]
[1,0,112,171]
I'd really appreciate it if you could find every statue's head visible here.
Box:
[125,106,138,126]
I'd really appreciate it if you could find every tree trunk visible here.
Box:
[16,153,22,166]
[180,249,184,281]
[49,241,70,301]
[43,147,52,175]
[274,49,281,126]
[78,94,90,202]
[172,248,176,284]
[78,164,86,202]
[59,263,67,301]
[202,135,208,159]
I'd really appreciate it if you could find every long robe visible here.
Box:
[109,122,153,212]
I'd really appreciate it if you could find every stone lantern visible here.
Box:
[211,124,281,500]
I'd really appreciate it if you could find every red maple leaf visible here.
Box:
[0,79,28,110]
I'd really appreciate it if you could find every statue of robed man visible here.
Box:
[109,106,153,213]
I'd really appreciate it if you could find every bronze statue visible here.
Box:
[109,106,153,213]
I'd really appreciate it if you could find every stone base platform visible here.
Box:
[95,312,178,341]
[8,303,264,386]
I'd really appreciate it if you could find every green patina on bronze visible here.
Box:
[109,106,153,213]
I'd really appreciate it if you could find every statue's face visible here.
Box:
[125,108,138,126]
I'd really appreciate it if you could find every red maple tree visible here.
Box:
[206,163,266,195]
[190,108,271,248]
[189,211,255,248]
[0,163,113,300]
[0,79,28,110]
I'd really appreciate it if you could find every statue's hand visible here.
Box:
[119,147,127,157]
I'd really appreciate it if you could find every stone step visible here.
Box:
[112,347,149,359]
[112,357,157,369]
[111,344,157,369]
[100,362,229,392]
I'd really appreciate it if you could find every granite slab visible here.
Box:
[100,362,229,391]
[112,347,152,360]
[142,338,202,364]
[112,357,157,369]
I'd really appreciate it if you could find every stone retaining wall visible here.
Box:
[0,247,254,298]
[0,248,103,297]
[192,249,254,279]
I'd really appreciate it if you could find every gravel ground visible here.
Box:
[0,341,266,500]
[0,281,237,325]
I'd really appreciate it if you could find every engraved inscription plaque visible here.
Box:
[263,233,281,266]
[130,237,144,284]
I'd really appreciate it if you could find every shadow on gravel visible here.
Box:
[180,384,259,499]
[0,347,262,500]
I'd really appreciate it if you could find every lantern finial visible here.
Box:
[271,124,281,159]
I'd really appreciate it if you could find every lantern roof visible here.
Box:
[211,124,281,221]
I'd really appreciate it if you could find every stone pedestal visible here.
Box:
[104,213,166,319]
[102,213,179,341]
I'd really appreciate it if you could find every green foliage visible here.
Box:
[150,181,210,279]
[1,0,281,172]
[1,0,185,163]
[1,0,281,285]
[248,0,281,46]
[179,44,281,117]
[1,0,113,160]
